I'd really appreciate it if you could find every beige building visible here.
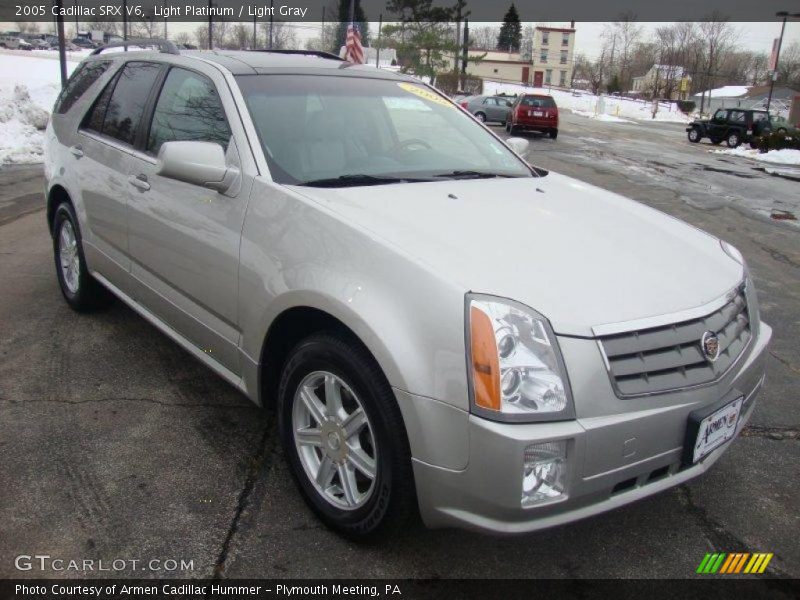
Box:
[450,26,576,88]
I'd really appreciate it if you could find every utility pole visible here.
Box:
[269,0,274,49]
[376,13,382,68]
[766,11,800,112]
[122,0,127,49]
[208,0,213,49]
[454,0,463,73]
[55,0,67,87]
[253,15,257,49]
[321,7,325,51]
[164,0,168,39]
[461,18,469,91]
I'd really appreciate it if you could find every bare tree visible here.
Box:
[697,16,735,112]
[173,32,192,47]
[258,21,298,50]
[230,24,251,49]
[131,18,159,39]
[194,25,209,49]
[470,26,499,51]
[18,22,40,34]
[776,41,800,88]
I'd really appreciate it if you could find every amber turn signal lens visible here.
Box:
[470,305,501,411]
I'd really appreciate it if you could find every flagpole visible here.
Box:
[349,0,355,23]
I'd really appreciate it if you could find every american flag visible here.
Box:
[345,23,365,64]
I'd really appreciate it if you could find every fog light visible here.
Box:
[522,440,568,507]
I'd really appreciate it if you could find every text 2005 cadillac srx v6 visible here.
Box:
[44,43,771,538]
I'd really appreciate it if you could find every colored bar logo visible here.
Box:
[696,552,773,574]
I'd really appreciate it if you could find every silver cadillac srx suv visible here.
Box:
[43,41,771,538]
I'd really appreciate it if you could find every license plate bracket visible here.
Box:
[683,391,744,465]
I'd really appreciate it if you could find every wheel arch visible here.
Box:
[256,298,404,411]
[47,184,73,236]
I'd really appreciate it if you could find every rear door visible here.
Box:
[124,65,252,374]
[75,61,162,292]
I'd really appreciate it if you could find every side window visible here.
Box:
[729,111,745,124]
[82,70,119,133]
[54,60,111,114]
[146,68,231,156]
[101,62,162,146]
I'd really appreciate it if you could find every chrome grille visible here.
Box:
[599,285,751,397]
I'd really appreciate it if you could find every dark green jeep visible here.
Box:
[686,108,771,148]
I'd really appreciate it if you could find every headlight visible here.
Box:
[466,294,574,422]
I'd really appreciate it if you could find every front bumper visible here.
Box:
[404,322,771,534]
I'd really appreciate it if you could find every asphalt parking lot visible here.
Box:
[1,112,798,580]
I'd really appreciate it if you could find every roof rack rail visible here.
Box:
[91,38,180,56]
[251,49,344,61]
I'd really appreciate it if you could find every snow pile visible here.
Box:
[0,52,79,163]
[482,80,693,124]
[713,147,800,165]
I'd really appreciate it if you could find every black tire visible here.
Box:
[474,111,486,123]
[549,129,558,140]
[52,202,113,312]
[687,127,701,143]
[277,332,416,540]
[726,131,741,148]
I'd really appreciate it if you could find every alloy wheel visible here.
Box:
[58,220,80,294]
[292,371,378,510]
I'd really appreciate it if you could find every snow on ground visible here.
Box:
[693,85,750,99]
[713,147,800,166]
[483,80,693,124]
[0,51,80,164]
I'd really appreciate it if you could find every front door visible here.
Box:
[533,71,544,87]
[125,66,249,374]
[522,66,530,84]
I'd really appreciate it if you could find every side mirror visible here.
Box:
[156,141,239,193]
[506,137,529,155]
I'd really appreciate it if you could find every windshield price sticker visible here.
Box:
[397,83,453,108]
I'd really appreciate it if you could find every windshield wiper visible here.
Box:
[432,170,516,180]
[298,174,429,188]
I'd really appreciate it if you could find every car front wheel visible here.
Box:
[726,131,741,148]
[278,333,415,539]
[687,127,701,143]
[52,202,113,311]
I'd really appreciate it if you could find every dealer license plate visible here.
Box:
[533,111,543,116]
[692,397,743,463]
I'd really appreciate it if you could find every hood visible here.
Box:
[290,174,743,336]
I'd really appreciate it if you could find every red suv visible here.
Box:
[507,94,559,139]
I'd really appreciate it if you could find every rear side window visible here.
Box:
[54,60,111,114]
[146,68,231,156]
[100,62,161,146]
[82,71,117,133]
[521,96,556,108]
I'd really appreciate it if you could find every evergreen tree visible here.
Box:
[496,4,521,52]
[333,0,370,55]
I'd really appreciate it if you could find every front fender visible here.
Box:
[237,179,470,410]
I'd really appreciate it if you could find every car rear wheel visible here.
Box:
[549,129,558,140]
[474,111,486,123]
[52,202,113,312]
[726,131,741,148]
[687,127,701,143]
[278,333,415,540]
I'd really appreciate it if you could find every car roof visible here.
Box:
[85,49,415,81]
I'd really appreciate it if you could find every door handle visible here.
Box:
[128,174,150,191]
[69,145,83,158]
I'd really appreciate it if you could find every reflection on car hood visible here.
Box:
[291,174,743,336]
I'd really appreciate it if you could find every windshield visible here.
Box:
[236,75,532,185]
